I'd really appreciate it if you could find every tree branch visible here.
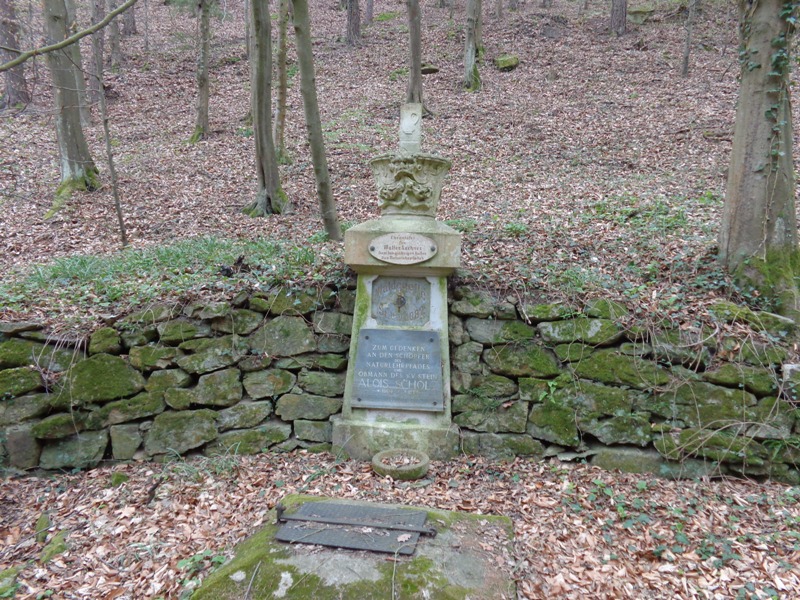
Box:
[0,0,139,73]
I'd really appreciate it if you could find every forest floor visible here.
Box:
[2,1,800,598]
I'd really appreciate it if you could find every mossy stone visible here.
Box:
[590,446,720,479]
[655,428,768,466]
[452,341,484,374]
[175,335,248,374]
[156,319,212,345]
[554,343,595,362]
[518,378,554,402]
[275,354,348,371]
[4,423,41,469]
[518,302,577,323]
[0,366,42,398]
[248,316,317,357]
[122,304,180,325]
[450,289,496,318]
[210,309,264,335]
[216,401,273,431]
[494,54,519,71]
[710,300,796,336]
[482,343,560,377]
[275,394,343,421]
[195,301,232,320]
[164,388,194,410]
[312,312,354,335]
[85,391,165,429]
[129,345,181,371]
[702,363,778,397]
[58,354,145,405]
[193,368,243,407]
[454,400,528,433]
[732,339,788,366]
[747,397,795,439]
[537,318,623,346]
[145,410,218,456]
[316,335,350,353]
[0,566,21,597]
[527,401,581,446]
[294,419,332,442]
[0,393,51,425]
[448,315,469,345]
[0,338,82,372]
[120,325,158,350]
[578,413,652,446]
[32,412,88,439]
[204,421,292,455]
[256,287,334,316]
[656,381,757,429]
[573,350,669,390]
[39,429,108,469]
[297,371,346,397]
[557,379,638,416]
[145,368,192,392]
[89,327,122,355]
[110,424,142,460]
[464,318,536,344]
[243,369,296,399]
[460,432,544,460]
[585,299,629,320]
[649,330,711,370]
[40,530,68,563]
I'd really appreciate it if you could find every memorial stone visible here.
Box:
[332,104,462,460]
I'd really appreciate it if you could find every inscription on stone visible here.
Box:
[353,329,443,412]
[369,233,437,265]
[372,277,431,327]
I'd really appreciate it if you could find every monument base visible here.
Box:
[331,416,460,461]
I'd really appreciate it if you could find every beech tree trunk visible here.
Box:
[610,0,626,36]
[108,0,122,68]
[365,0,373,24]
[41,0,99,203]
[273,0,289,161]
[64,0,90,124]
[406,0,422,104]
[291,0,342,241]
[243,0,287,216]
[122,2,136,34]
[720,0,799,317]
[681,0,696,77]
[346,0,360,45]
[90,0,105,105]
[0,0,31,108]
[189,0,210,143]
[463,0,480,90]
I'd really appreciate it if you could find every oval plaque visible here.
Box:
[368,233,437,265]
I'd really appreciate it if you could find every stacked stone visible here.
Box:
[1,288,798,484]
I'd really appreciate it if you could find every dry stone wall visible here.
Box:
[1,286,799,484]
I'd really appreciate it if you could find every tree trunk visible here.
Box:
[406,0,422,104]
[365,0,373,24]
[90,0,105,105]
[495,0,502,19]
[463,0,480,91]
[681,0,696,77]
[273,0,289,161]
[122,2,136,34]
[41,0,99,207]
[108,0,122,68]
[64,0,90,124]
[720,0,799,317]
[0,0,31,108]
[610,0,626,36]
[243,0,287,216]
[346,0,360,45]
[189,0,210,143]
[475,0,482,51]
[291,0,342,240]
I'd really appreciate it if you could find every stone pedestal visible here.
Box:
[332,126,462,461]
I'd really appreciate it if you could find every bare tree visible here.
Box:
[243,0,287,216]
[273,0,289,161]
[406,0,422,105]
[365,0,373,24]
[0,0,31,108]
[89,0,105,105]
[64,0,90,124]
[41,0,99,209]
[681,0,696,77]
[346,0,359,45]
[610,0,626,36]
[720,0,799,318]
[188,0,210,143]
[463,0,481,91]
[121,2,136,34]
[291,0,342,240]
[108,0,122,68]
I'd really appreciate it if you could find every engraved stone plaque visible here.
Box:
[371,277,430,327]
[369,233,437,265]
[353,329,443,412]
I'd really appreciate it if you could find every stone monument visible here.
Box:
[331,104,462,460]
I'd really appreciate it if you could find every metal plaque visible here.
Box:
[368,233,437,265]
[353,329,443,412]
[275,501,431,555]
[371,277,431,327]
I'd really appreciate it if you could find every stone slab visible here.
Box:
[191,495,516,600]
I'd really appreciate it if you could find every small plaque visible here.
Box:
[353,329,443,412]
[372,277,430,327]
[368,233,437,265]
